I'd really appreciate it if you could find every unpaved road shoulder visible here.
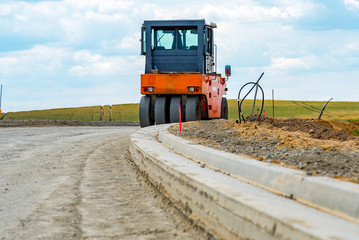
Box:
[170,119,359,182]
[0,126,206,239]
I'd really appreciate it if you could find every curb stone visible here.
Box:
[159,125,359,223]
[129,125,359,239]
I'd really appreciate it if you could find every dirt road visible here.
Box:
[0,126,207,239]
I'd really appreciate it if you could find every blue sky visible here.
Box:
[1,0,359,112]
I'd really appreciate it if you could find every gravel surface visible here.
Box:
[0,120,139,127]
[0,126,209,239]
[170,118,359,183]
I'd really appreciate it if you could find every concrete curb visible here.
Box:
[130,125,359,239]
[159,126,359,222]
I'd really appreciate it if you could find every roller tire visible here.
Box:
[139,96,154,127]
[155,96,169,124]
[221,97,228,119]
[200,96,208,120]
[169,96,182,123]
[186,96,201,122]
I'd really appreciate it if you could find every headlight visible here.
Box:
[188,87,195,92]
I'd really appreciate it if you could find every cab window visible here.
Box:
[152,29,176,50]
[178,29,198,50]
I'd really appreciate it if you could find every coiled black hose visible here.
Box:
[237,73,265,123]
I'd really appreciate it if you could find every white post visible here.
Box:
[0,84,2,115]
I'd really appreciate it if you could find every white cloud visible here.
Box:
[69,50,142,77]
[0,0,134,46]
[197,1,320,23]
[332,41,359,56]
[270,56,319,70]
[68,65,88,76]
[199,5,287,22]
[15,14,27,21]
[0,57,19,75]
[73,50,102,62]
[63,0,133,13]
[344,0,359,10]
[118,34,140,49]
[0,46,70,78]
[345,42,359,51]
[0,4,11,16]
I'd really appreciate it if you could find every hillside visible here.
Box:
[1,100,359,122]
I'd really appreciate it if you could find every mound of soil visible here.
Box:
[169,118,359,183]
[262,118,357,141]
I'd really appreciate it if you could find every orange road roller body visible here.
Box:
[139,19,230,127]
[141,73,227,119]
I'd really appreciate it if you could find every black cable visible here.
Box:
[318,97,333,119]
[237,74,265,123]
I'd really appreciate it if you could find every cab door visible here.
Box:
[204,27,214,74]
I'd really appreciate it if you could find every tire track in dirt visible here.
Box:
[1,127,208,239]
[78,136,205,239]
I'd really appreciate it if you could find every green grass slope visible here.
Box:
[1,100,358,122]
[2,106,102,121]
[228,100,359,121]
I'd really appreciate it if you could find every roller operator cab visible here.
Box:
[139,19,229,127]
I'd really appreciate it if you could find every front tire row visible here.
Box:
[139,95,228,128]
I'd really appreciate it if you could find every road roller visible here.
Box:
[139,19,229,127]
